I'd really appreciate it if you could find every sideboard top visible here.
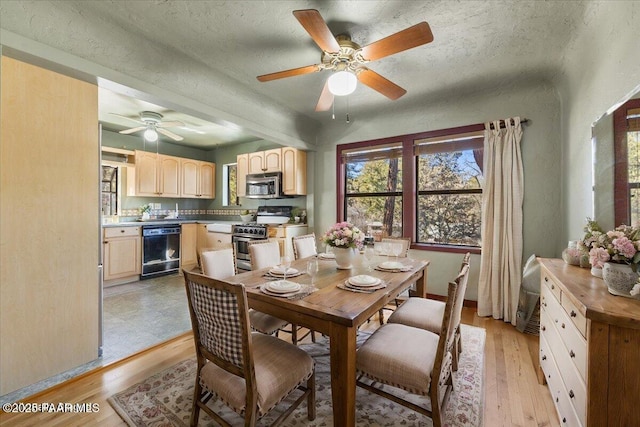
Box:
[538,258,640,330]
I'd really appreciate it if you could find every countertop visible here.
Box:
[102,220,308,228]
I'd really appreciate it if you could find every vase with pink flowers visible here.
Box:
[581,218,640,299]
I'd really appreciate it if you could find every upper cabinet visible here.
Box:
[281,146,307,196]
[248,148,281,173]
[181,158,215,198]
[237,147,307,196]
[135,151,180,197]
[133,150,215,199]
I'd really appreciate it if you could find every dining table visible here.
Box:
[226,252,430,427]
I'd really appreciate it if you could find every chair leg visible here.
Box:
[378,308,385,325]
[310,330,316,343]
[307,372,316,420]
[190,378,202,427]
[291,324,298,345]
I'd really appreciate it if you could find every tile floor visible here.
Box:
[0,273,189,405]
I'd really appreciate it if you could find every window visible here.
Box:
[337,125,485,253]
[415,132,483,246]
[343,143,403,237]
[222,163,238,206]
[614,99,640,225]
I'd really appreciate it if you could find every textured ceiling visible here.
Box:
[1,1,589,148]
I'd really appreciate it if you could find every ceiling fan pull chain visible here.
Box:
[346,96,350,123]
[332,101,335,120]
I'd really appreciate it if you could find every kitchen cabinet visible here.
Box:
[236,147,307,196]
[103,226,141,285]
[180,223,198,270]
[537,258,640,427]
[134,150,180,197]
[248,148,281,173]
[281,146,307,195]
[181,158,215,198]
[237,154,248,197]
[196,224,233,262]
[269,225,308,259]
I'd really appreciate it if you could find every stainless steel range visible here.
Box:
[232,223,268,272]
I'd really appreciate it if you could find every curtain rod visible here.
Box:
[487,118,529,129]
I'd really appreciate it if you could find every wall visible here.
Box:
[314,83,562,299]
[0,56,100,395]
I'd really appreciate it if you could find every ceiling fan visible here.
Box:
[110,111,185,142]
[257,9,434,111]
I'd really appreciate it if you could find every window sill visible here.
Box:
[410,243,481,255]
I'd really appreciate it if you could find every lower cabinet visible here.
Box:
[103,226,141,286]
[180,223,198,271]
[196,224,232,266]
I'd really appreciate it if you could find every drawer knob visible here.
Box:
[570,310,577,318]
[556,397,559,403]
[545,277,549,282]
[569,390,575,399]
[570,350,576,358]
[562,417,567,423]
[551,284,555,289]
[542,355,547,360]
[561,323,566,329]
[541,326,546,331]
[121,229,125,233]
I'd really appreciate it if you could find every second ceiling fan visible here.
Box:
[257,9,434,111]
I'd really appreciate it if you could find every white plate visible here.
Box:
[348,275,380,287]
[266,280,301,294]
[378,261,405,270]
[318,252,335,260]
[269,267,299,276]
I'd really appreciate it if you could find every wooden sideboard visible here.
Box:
[537,258,640,426]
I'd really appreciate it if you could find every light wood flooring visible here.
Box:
[0,308,560,427]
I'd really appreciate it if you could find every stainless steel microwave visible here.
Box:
[245,172,288,199]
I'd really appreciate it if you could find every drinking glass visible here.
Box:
[281,255,292,281]
[363,245,375,271]
[307,258,319,286]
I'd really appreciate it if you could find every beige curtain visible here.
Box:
[477,117,524,324]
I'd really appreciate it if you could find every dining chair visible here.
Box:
[183,270,316,427]
[387,252,471,370]
[371,236,413,325]
[292,233,317,260]
[356,271,462,427]
[200,246,290,342]
[248,240,316,344]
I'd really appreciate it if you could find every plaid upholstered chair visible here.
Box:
[183,270,316,427]
[199,247,290,344]
[248,240,315,344]
[387,252,470,370]
[292,233,317,260]
[356,266,467,427]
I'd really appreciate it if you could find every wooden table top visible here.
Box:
[227,255,430,329]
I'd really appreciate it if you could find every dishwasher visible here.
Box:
[141,224,181,278]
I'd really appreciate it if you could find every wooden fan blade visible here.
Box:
[257,64,322,82]
[359,22,433,62]
[119,126,146,135]
[157,128,184,141]
[357,69,406,100]
[293,9,340,53]
[315,80,334,111]
[157,121,184,128]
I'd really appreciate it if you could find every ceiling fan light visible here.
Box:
[143,127,158,142]
[328,71,357,96]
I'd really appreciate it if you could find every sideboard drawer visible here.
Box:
[542,272,562,302]
[104,226,141,238]
[561,293,587,338]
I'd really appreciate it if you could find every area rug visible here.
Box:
[108,325,485,426]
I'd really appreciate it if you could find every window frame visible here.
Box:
[613,98,640,226]
[336,124,485,254]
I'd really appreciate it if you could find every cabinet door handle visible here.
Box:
[569,390,575,399]
[569,350,575,358]
[570,310,577,317]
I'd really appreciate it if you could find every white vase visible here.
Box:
[333,247,355,270]
[602,262,640,299]
[590,267,603,278]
